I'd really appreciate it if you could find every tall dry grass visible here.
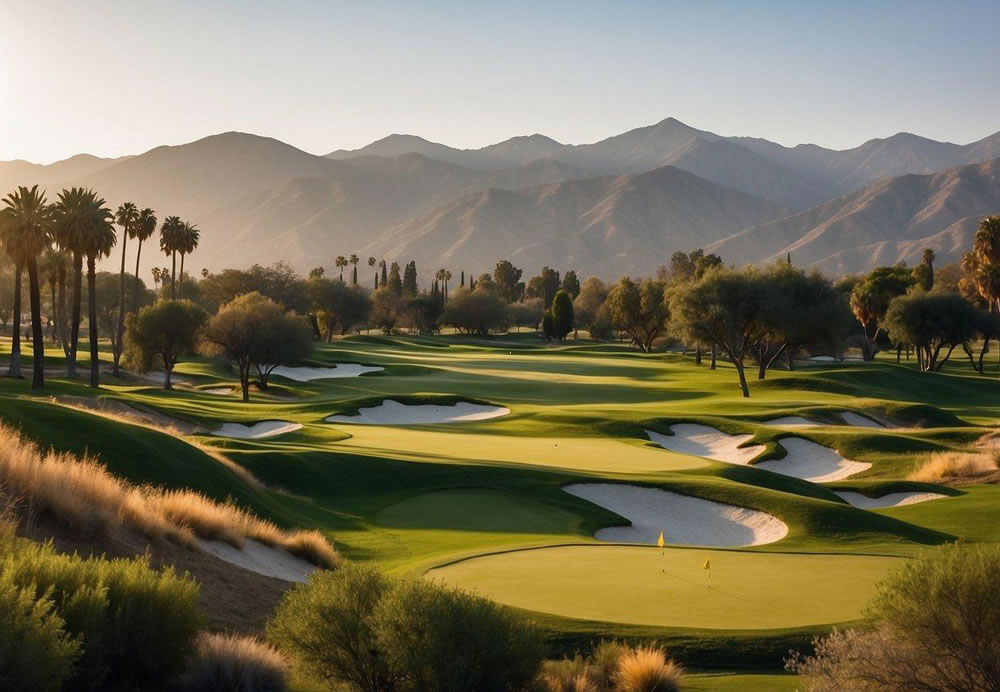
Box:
[908,450,998,483]
[0,423,339,568]
[612,646,684,692]
[185,632,288,692]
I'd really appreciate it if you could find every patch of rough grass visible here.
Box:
[539,657,599,692]
[0,423,338,567]
[612,645,684,692]
[908,450,998,484]
[185,632,288,692]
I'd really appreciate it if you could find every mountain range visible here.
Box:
[2,118,999,280]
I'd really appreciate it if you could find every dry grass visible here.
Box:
[0,423,338,568]
[185,632,288,692]
[612,645,684,692]
[908,450,999,484]
[539,657,599,692]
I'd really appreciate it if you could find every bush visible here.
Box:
[612,645,683,692]
[789,542,1000,691]
[440,288,509,335]
[539,656,598,692]
[375,579,545,692]
[590,639,628,688]
[185,632,288,692]
[0,569,79,692]
[267,564,400,692]
[0,536,202,690]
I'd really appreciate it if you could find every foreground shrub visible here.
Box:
[789,542,1000,691]
[0,570,79,691]
[375,579,546,692]
[0,534,202,690]
[268,564,400,692]
[590,639,628,688]
[185,632,288,692]
[538,656,598,692]
[909,450,998,483]
[612,645,683,692]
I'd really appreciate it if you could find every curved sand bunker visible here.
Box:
[839,412,886,428]
[763,416,819,427]
[646,425,764,464]
[756,438,871,483]
[211,421,303,439]
[563,484,787,547]
[647,425,869,482]
[326,400,509,425]
[198,539,316,583]
[270,364,384,381]
[834,490,947,509]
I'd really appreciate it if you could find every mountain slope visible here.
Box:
[0,153,126,197]
[706,158,1000,274]
[361,165,791,278]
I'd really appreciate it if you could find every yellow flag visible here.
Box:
[703,558,711,570]
[657,531,664,548]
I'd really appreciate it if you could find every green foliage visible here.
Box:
[549,290,574,340]
[375,578,545,692]
[308,278,372,339]
[440,288,508,335]
[387,262,403,296]
[199,262,310,313]
[0,533,201,690]
[0,569,79,692]
[604,277,668,352]
[268,564,400,692]
[123,298,208,388]
[883,291,979,371]
[184,632,288,692]
[402,260,418,297]
[560,270,580,300]
[370,287,405,334]
[493,260,525,303]
[526,267,561,308]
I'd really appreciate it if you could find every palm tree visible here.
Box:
[444,270,452,302]
[368,256,377,287]
[131,208,157,314]
[39,246,68,347]
[51,187,104,378]
[177,222,200,291]
[159,216,185,298]
[379,259,387,287]
[335,255,347,282]
[1,186,52,389]
[81,202,116,388]
[113,202,138,376]
[151,266,161,289]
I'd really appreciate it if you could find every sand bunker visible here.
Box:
[834,490,947,509]
[198,539,316,583]
[646,425,764,465]
[211,421,303,439]
[270,364,384,381]
[326,400,510,425]
[563,484,787,547]
[202,387,233,396]
[757,438,871,483]
[840,412,886,428]
[763,416,820,427]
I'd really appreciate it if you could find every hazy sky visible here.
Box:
[3,0,998,163]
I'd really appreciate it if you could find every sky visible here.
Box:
[2,0,999,163]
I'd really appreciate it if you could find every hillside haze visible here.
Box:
[3,119,999,280]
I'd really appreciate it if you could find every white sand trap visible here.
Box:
[563,484,788,547]
[840,412,886,428]
[270,364,384,381]
[326,400,509,425]
[211,421,303,439]
[834,491,947,509]
[764,416,820,427]
[202,387,233,396]
[646,425,764,465]
[198,539,316,583]
[808,355,838,362]
[756,438,871,483]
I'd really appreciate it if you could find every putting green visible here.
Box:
[427,545,902,629]
[332,427,708,473]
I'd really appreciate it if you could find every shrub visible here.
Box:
[375,578,545,692]
[0,569,79,692]
[267,564,400,692]
[908,450,998,483]
[612,645,684,692]
[590,639,628,688]
[0,536,202,690]
[185,632,288,692]
[789,542,1000,691]
[538,656,598,692]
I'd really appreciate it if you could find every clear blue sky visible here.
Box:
[3,0,998,163]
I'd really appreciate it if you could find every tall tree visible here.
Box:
[605,277,669,352]
[177,222,200,293]
[159,216,185,298]
[549,290,574,341]
[81,200,116,387]
[112,202,138,376]
[39,246,69,348]
[368,256,377,287]
[131,208,157,316]
[443,270,452,303]
[335,255,347,282]
[913,248,936,292]
[0,186,51,389]
[124,299,207,391]
[379,259,387,287]
[387,262,402,296]
[492,260,524,303]
[402,261,418,296]
[849,265,915,361]
[349,254,359,285]
[561,270,581,300]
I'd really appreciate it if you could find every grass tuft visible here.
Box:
[908,450,998,483]
[612,645,684,692]
[185,632,288,692]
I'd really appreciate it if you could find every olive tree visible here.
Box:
[849,265,915,360]
[201,292,313,400]
[308,278,371,340]
[604,277,668,352]
[122,299,207,390]
[439,288,507,336]
[883,291,978,372]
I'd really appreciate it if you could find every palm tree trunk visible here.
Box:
[131,239,144,316]
[48,281,57,343]
[114,232,128,376]
[179,252,185,292]
[171,251,177,299]
[69,252,83,378]
[27,259,44,389]
[87,256,100,388]
[8,263,21,377]
[57,271,69,358]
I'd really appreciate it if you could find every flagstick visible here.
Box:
[660,546,664,573]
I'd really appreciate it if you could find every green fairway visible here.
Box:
[427,545,901,629]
